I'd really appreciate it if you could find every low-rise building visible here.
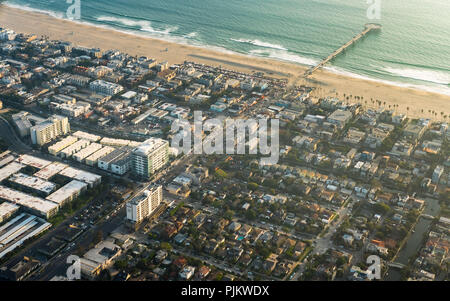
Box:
[8,173,56,196]
[0,185,59,219]
[0,202,19,223]
[46,180,88,206]
[97,146,133,175]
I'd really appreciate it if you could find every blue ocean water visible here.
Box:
[3,0,450,95]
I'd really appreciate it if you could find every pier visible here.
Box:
[304,23,381,77]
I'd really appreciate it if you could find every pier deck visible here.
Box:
[305,23,381,77]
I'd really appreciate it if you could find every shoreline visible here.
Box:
[0,4,449,120]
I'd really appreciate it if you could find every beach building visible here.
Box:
[89,80,124,96]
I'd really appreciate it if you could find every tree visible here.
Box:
[374,203,391,214]
[224,210,235,220]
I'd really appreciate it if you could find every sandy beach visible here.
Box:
[1,5,448,120]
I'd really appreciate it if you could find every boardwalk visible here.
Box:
[305,23,381,77]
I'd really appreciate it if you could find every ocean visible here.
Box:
[3,0,450,96]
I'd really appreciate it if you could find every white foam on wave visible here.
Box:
[384,67,450,85]
[4,1,65,19]
[249,49,317,66]
[325,66,450,96]
[231,38,287,51]
[4,2,450,97]
[184,32,198,38]
[96,16,178,35]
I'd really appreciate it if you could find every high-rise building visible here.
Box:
[30,115,70,146]
[131,138,169,179]
[126,185,162,225]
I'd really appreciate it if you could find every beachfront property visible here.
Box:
[0,22,449,282]
[327,109,353,129]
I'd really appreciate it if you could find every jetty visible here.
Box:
[304,23,381,77]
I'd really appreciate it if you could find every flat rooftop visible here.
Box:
[0,202,19,219]
[0,213,52,259]
[100,137,133,147]
[60,139,91,155]
[15,155,52,170]
[0,162,24,182]
[98,147,132,164]
[0,185,59,216]
[0,155,15,168]
[72,131,101,142]
[58,167,101,186]
[73,143,102,161]
[9,173,57,195]
[34,162,69,180]
[86,146,115,163]
[46,180,87,205]
[48,136,78,152]
[133,138,168,156]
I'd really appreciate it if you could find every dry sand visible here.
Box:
[1,5,449,120]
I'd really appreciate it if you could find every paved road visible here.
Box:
[290,199,355,281]
[0,115,31,152]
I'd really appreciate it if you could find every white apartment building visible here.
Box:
[131,138,169,179]
[126,185,162,225]
[89,79,124,96]
[30,115,70,146]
